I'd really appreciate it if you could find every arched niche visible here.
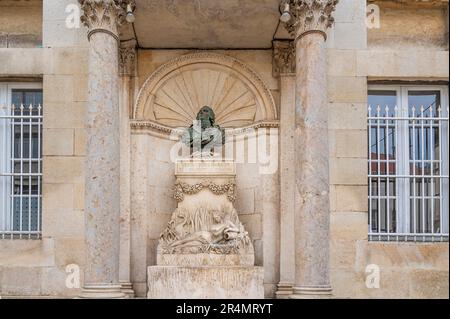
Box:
[133,52,277,129]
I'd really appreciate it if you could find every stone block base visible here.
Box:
[147,266,264,299]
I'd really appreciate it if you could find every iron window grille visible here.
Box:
[368,86,449,242]
[0,85,43,239]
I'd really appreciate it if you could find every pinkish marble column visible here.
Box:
[78,0,132,299]
[282,0,338,298]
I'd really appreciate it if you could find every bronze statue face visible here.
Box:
[196,106,215,128]
[181,105,224,153]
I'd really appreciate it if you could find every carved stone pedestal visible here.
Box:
[147,160,264,299]
[147,266,263,299]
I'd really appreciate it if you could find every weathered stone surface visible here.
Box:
[328,76,367,103]
[0,48,43,75]
[357,50,449,78]
[368,4,448,50]
[43,128,74,156]
[43,157,84,184]
[147,266,264,299]
[333,186,368,212]
[157,253,254,267]
[329,158,367,185]
[330,212,367,241]
[292,31,332,297]
[0,239,55,268]
[409,270,449,299]
[79,0,127,299]
[277,74,296,297]
[0,0,42,48]
[1,267,41,296]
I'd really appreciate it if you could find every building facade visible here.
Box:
[0,0,448,298]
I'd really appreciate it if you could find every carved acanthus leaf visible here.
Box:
[282,0,339,40]
[273,40,296,76]
[119,39,137,75]
[79,0,135,39]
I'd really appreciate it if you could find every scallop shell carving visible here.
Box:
[152,68,258,128]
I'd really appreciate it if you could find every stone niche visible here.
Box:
[147,159,264,299]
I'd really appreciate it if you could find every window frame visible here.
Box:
[0,82,43,240]
[368,84,449,241]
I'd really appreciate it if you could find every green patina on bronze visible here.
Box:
[181,106,225,153]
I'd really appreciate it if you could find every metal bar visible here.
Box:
[412,106,417,235]
[0,115,43,119]
[430,106,435,234]
[19,104,24,239]
[9,104,15,240]
[368,116,448,121]
[420,106,425,237]
[439,106,443,235]
[1,101,8,239]
[368,173,447,179]
[368,105,373,234]
[0,231,41,234]
[385,105,390,235]
[0,173,43,177]
[37,104,41,234]
[28,104,32,239]
[377,105,381,234]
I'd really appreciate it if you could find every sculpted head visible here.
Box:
[212,210,224,223]
[196,106,215,128]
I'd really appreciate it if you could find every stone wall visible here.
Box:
[327,0,449,298]
[368,0,449,50]
[0,0,43,48]
[0,0,88,297]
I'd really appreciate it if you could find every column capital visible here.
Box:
[79,0,135,41]
[119,39,137,76]
[281,0,338,41]
[273,40,296,77]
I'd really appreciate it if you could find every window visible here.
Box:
[368,85,449,242]
[0,83,43,239]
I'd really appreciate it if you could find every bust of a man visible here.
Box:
[181,106,225,156]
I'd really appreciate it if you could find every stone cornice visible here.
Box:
[273,40,296,77]
[130,120,280,138]
[79,0,135,41]
[119,39,137,76]
[282,0,339,41]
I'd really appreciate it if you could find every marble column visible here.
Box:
[78,0,132,298]
[282,0,338,298]
[273,41,296,299]
[118,39,137,298]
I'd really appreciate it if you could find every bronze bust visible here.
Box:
[181,106,225,156]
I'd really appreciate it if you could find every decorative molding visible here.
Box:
[174,180,236,203]
[119,39,137,76]
[130,119,279,137]
[282,0,339,41]
[79,0,135,41]
[133,52,277,126]
[273,40,296,77]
